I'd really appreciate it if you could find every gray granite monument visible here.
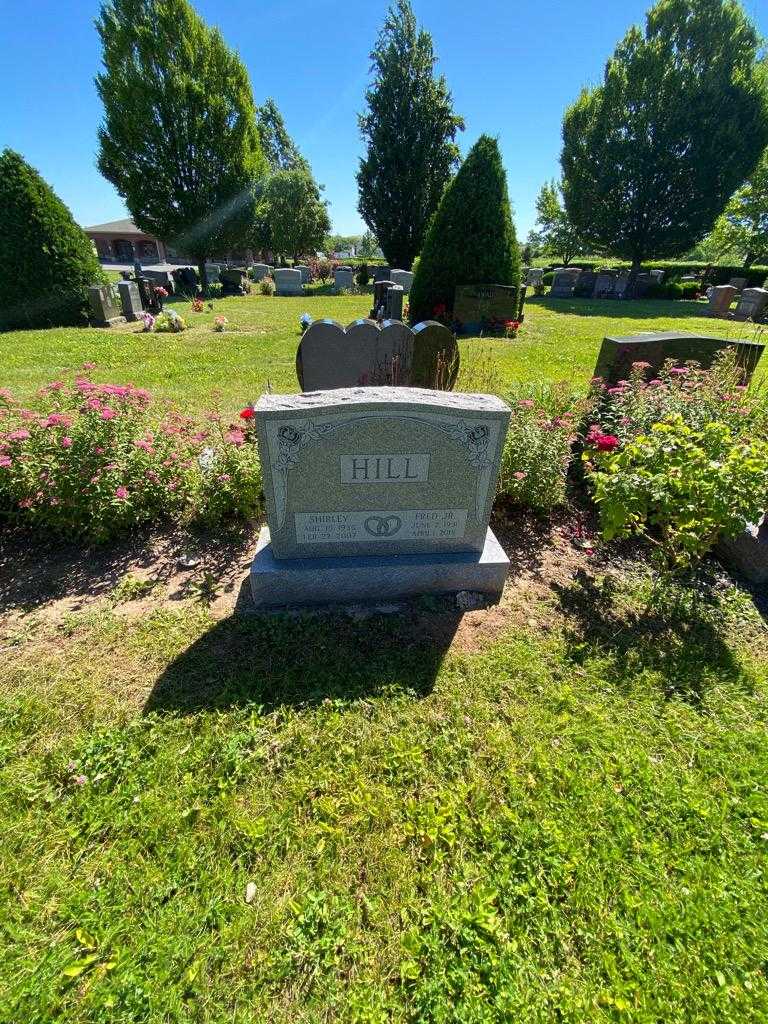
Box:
[251,263,270,282]
[390,269,414,293]
[88,284,126,327]
[549,268,581,298]
[707,284,737,318]
[296,319,459,391]
[274,268,304,296]
[593,271,617,299]
[334,268,355,293]
[593,331,765,385]
[295,264,311,284]
[733,287,768,323]
[117,280,142,321]
[525,268,544,288]
[250,387,511,607]
[385,284,404,321]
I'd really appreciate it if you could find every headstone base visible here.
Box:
[716,519,768,584]
[95,316,127,328]
[250,526,509,609]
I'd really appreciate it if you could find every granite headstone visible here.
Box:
[707,284,737,318]
[117,280,142,321]
[274,268,303,296]
[593,331,765,385]
[88,284,126,327]
[733,288,768,323]
[549,268,581,298]
[453,284,519,333]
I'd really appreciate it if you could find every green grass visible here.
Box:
[3,296,768,1021]
[2,574,768,1022]
[1,294,756,415]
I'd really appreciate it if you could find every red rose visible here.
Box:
[596,434,620,452]
[239,408,254,420]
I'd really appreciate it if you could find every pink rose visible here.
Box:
[61,436,73,448]
[115,486,128,499]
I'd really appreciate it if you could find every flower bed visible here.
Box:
[0,373,261,541]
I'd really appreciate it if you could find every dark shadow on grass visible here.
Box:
[553,568,749,705]
[144,593,462,715]
[528,297,713,321]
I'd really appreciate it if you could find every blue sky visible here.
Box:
[2,0,766,239]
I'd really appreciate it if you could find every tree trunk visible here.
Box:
[743,252,755,269]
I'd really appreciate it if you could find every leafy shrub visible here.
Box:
[0,149,106,331]
[585,415,768,574]
[0,375,261,541]
[591,351,768,444]
[542,271,554,286]
[497,386,592,510]
[355,262,370,288]
[409,135,521,323]
[260,277,276,295]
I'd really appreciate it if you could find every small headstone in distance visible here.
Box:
[88,284,126,327]
[117,280,142,321]
[274,268,303,296]
[334,268,354,293]
[733,287,768,323]
[707,284,737,318]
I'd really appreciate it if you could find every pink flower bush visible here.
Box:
[0,378,262,541]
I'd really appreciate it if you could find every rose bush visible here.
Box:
[0,374,261,541]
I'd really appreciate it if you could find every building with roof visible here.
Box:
[83,218,167,264]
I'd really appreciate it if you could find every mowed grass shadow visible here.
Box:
[145,598,462,715]
[553,569,748,705]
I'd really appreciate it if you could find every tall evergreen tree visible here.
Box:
[0,149,105,332]
[357,0,464,269]
[409,135,520,323]
[256,99,310,174]
[95,0,267,286]
[561,0,768,286]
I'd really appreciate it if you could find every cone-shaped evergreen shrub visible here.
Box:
[0,149,105,332]
[409,135,520,324]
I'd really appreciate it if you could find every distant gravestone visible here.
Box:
[370,279,394,319]
[172,266,199,294]
[733,287,768,323]
[613,273,631,300]
[453,283,519,333]
[295,265,311,285]
[274,268,303,296]
[204,264,221,284]
[573,271,597,298]
[251,263,270,282]
[250,387,511,607]
[88,284,126,327]
[390,269,414,293]
[525,268,544,287]
[593,271,617,298]
[296,319,459,391]
[728,277,748,292]
[117,280,142,321]
[707,284,737,318]
[593,331,765,385]
[549,268,581,298]
[142,269,175,294]
[136,277,161,313]
[221,268,251,295]
[333,268,354,293]
[385,284,404,322]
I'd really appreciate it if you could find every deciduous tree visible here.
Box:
[562,0,768,287]
[95,0,267,287]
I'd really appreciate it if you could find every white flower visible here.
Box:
[198,447,215,471]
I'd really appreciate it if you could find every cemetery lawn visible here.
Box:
[2,297,768,1021]
[2,536,768,1022]
[2,294,758,415]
